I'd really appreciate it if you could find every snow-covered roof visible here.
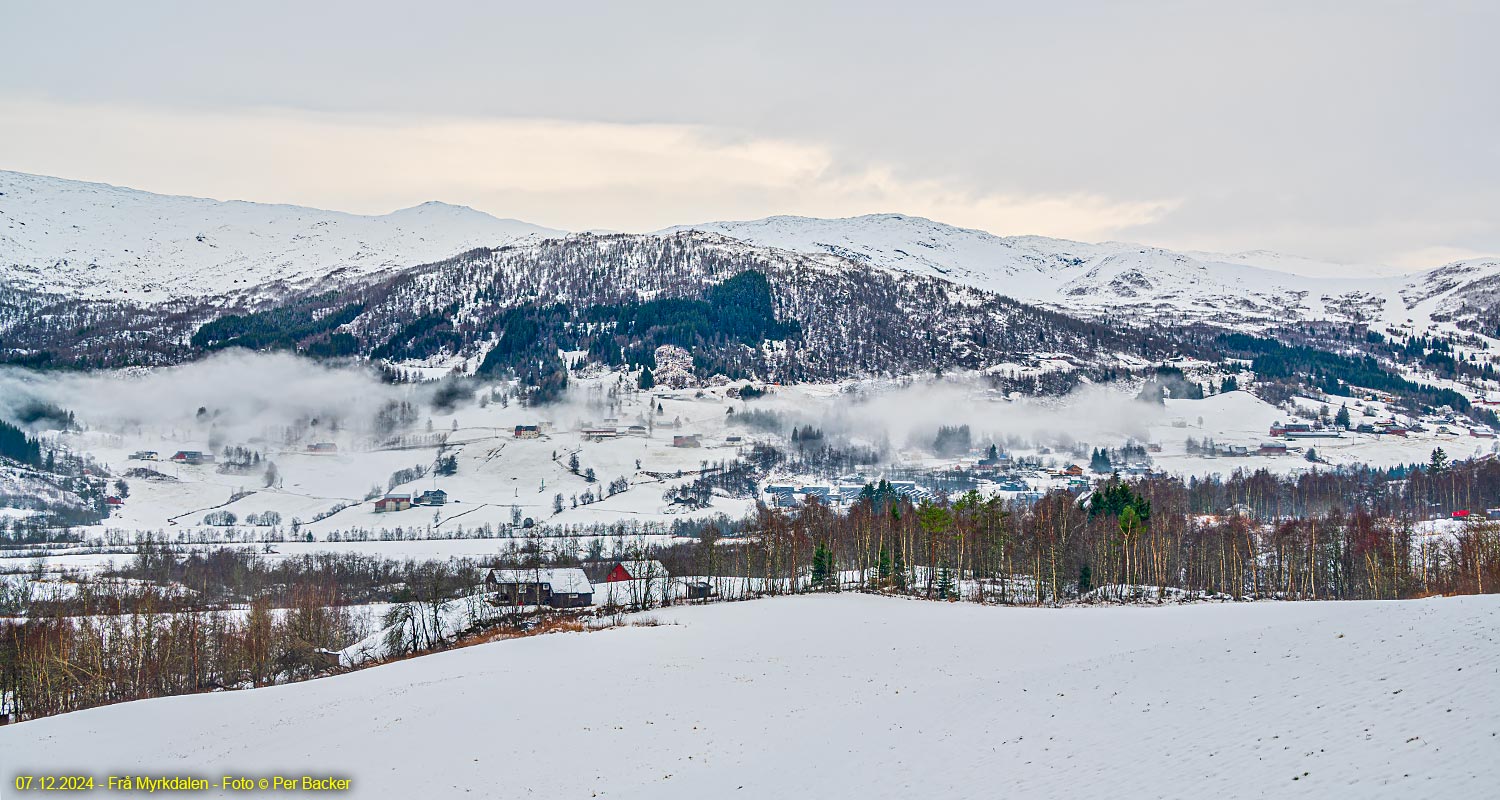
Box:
[613,560,668,579]
[488,568,592,594]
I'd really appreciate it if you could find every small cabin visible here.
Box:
[171,450,209,465]
[672,434,702,448]
[375,493,412,513]
[1452,509,1472,519]
[307,442,339,454]
[682,579,716,600]
[312,648,342,671]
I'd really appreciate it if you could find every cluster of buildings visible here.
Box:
[169,450,215,466]
[373,488,448,513]
[1269,421,1345,439]
[481,560,714,608]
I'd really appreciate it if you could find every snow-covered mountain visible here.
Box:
[0,171,566,300]
[4,170,1499,335]
[666,213,1500,330]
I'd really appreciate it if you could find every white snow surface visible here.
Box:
[4,593,1496,798]
[0,170,565,299]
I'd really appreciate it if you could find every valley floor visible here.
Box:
[4,594,1496,799]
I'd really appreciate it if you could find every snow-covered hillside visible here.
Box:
[0,171,565,300]
[4,594,1495,798]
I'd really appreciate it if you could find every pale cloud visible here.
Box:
[1387,245,1500,271]
[0,97,1175,241]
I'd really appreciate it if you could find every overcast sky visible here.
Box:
[2,1,1496,270]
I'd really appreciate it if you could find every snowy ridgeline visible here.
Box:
[7,168,1499,328]
[4,593,1496,798]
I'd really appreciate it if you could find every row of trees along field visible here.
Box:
[650,475,1498,608]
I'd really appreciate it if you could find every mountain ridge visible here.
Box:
[4,170,1500,336]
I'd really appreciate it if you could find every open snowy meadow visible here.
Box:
[5,593,1496,799]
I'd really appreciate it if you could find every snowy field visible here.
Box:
[4,594,1496,799]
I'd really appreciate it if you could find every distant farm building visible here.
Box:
[307,442,338,454]
[1452,509,1472,519]
[128,450,158,461]
[1471,425,1497,439]
[415,489,448,506]
[1259,442,1288,455]
[170,450,212,465]
[374,493,412,513]
[485,568,593,608]
[514,424,542,439]
[582,427,618,441]
[672,434,702,448]
[105,496,123,507]
[606,560,669,582]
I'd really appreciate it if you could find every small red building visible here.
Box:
[606,560,669,582]
[1452,509,1471,519]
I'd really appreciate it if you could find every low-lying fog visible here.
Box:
[0,352,1163,457]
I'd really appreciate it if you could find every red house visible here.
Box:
[1451,509,1472,519]
[606,560,668,582]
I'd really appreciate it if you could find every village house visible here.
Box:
[1062,464,1084,477]
[1259,441,1288,456]
[170,450,212,465]
[415,489,447,506]
[374,493,412,513]
[672,434,702,448]
[606,560,669,582]
[485,568,594,608]
[513,424,541,439]
[128,450,158,461]
[306,442,338,454]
